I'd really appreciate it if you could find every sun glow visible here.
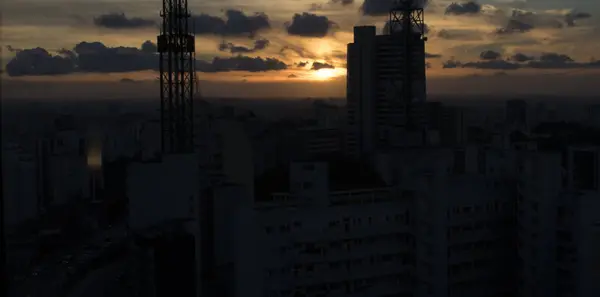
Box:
[312,68,345,81]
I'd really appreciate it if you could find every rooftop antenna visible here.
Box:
[157,0,196,154]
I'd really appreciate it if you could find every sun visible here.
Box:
[312,68,344,81]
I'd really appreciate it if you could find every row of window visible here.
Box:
[264,213,410,235]
[278,252,414,277]
[448,200,511,218]
[277,232,414,256]
[266,272,413,297]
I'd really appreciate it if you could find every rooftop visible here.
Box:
[255,155,387,201]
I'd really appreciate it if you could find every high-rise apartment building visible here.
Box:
[346,23,427,158]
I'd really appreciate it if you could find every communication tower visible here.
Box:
[388,0,427,130]
[157,0,196,154]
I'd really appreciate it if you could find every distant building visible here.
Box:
[298,127,344,158]
[517,146,600,297]
[585,104,600,128]
[426,102,466,146]
[127,154,203,297]
[3,144,38,227]
[346,25,428,158]
[375,147,518,297]
[232,159,414,297]
[506,99,529,131]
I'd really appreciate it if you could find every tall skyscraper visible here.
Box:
[346,3,428,158]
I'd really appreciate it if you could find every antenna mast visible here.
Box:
[389,0,427,130]
[158,0,196,154]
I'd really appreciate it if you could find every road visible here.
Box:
[8,226,128,297]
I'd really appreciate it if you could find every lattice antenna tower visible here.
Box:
[388,0,427,130]
[157,0,196,154]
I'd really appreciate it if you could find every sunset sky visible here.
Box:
[2,0,600,98]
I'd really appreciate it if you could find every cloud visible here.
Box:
[425,52,442,59]
[297,61,309,67]
[443,60,461,69]
[197,56,287,72]
[288,74,298,78]
[93,13,156,29]
[120,78,141,83]
[330,50,347,59]
[219,39,270,54]
[141,41,158,53]
[6,48,75,76]
[4,41,287,76]
[480,50,502,60]
[494,9,591,34]
[510,52,534,62]
[361,0,429,16]
[279,45,317,59]
[311,62,335,70]
[191,10,270,37]
[437,29,483,40]
[443,52,600,70]
[72,42,157,73]
[331,0,354,5]
[445,1,482,15]
[495,19,534,34]
[565,12,592,27]
[462,59,520,70]
[286,13,336,37]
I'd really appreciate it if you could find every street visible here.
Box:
[8,225,128,297]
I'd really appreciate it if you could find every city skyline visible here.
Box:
[3,0,600,98]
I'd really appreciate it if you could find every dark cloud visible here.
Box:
[437,29,482,40]
[443,52,600,70]
[510,10,564,28]
[510,53,534,62]
[286,13,336,37]
[288,74,298,78]
[496,19,534,34]
[5,41,287,76]
[6,48,75,76]
[445,1,482,16]
[425,52,442,59]
[480,50,502,60]
[6,45,23,53]
[141,41,158,53]
[191,10,270,37]
[311,62,335,70]
[297,61,309,68]
[442,60,461,69]
[330,50,347,59]
[494,9,588,34]
[73,42,157,73]
[361,0,429,16]
[331,0,354,5]
[565,12,592,27]
[279,45,317,59]
[197,56,287,72]
[93,13,156,29]
[120,78,141,83]
[219,39,270,54]
[462,60,521,70]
